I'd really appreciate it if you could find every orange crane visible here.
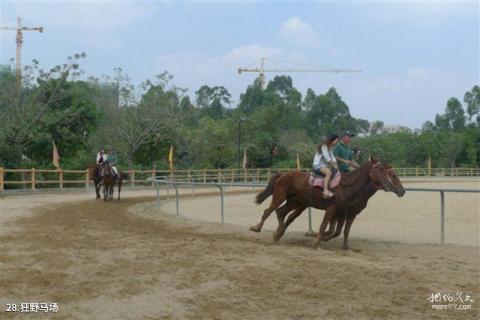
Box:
[238,57,362,87]
[1,17,43,88]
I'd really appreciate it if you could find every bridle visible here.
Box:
[369,162,391,191]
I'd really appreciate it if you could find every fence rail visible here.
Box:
[150,178,480,245]
[0,166,479,192]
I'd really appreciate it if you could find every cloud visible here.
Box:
[279,17,321,47]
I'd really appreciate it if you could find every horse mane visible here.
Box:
[340,161,372,186]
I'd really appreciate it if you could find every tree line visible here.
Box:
[0,53,478,170]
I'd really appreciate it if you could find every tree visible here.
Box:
[97,71,184,168]
[369,121,384,135]
[266,75,301,108]
[305,87,358,138]
[464,85,480,126]
[355,118,370,135]
[0,53,92,168]
[435,97,465,131]
[421,120,435,132]
[302,88,316,112]
[237,78,266,115]
[195,85,231,119]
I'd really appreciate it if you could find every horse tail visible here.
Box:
[255,172,282,204]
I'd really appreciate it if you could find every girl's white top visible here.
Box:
[312,144,337,169]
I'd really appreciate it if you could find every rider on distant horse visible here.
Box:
[312,134,340,198]
[96,147,107,165]
[107,148,119,179]
[95,147,108,178]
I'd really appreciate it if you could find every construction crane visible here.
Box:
[238,57,362,87]
[1,17,43,89]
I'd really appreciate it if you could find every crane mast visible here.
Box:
[1,17,43,89]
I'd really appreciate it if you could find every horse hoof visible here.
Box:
[272,233,281,242]
[249,225,261,233]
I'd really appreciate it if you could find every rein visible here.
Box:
[370,162,386,190]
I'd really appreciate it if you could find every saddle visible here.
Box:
[309,171,342,189]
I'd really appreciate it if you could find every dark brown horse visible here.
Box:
[250,159,400,249]
[306,164,405,249]
[89,162,127,201]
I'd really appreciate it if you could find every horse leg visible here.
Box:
[117,179,122,200]
[95,181,101,199]
[322,214,346,241]
[305,219,335,238]
[325,219,337,236]
[103,185,108,202]
[343,214,357,250]
[314,206,336,249]
[249,186,287,233]
[274,206,307,242]
[271,200,299,241]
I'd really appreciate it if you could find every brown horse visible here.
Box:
[250,159,398,249]
[89,162,127,201]
[307,164,405,249]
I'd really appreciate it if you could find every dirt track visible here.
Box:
[0,192,478,320]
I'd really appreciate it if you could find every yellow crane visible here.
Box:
[1,17,43,88]
[238,57,362,87]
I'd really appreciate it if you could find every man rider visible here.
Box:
[334,131,359,173]
[107,148,119,178]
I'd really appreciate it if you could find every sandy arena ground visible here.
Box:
[0,180,479,320]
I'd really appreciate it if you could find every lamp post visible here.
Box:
[237,117,245,168]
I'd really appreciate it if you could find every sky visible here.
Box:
[1,0,479,128]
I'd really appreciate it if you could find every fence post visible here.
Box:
[31,168,36,190]
[174,184,179,216]
[130,170,135,188]
[203,170,207,183]
[188,170,195,198]
[440,191,445,244]
[85,169,89,189]
[305,207,315,236]
[217,185,225,224]
[0,167,4,192]
[59,169,64,189]
[155,181,160,208]
[151,169,156,186]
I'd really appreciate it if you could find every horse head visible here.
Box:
[384,164,406,197]
[368,157,395,193]
[100,161,114,178]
